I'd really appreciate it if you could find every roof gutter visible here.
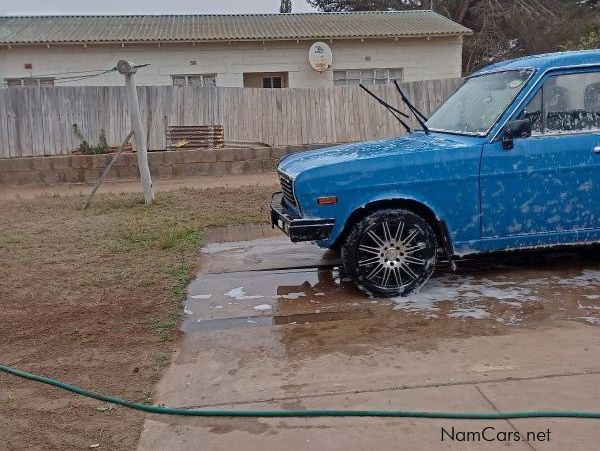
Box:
[0,32,472,47]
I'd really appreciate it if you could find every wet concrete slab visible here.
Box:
[479,374,600,451]
[148,322,600,409]
[138,227,600,450]
[138,384,532,451]
[199,237,340,275]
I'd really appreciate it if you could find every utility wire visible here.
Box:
[15,68,115,78]
[0,68,115,87]
[0,65,148,88]
[52,68,118,84]
[0,67,116,87]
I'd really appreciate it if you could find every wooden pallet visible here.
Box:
[166,125,225,150]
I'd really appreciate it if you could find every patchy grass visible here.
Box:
[114,227,201,253]
[0,185,275,450]
[159,228,201,251]
[167,261,194,304]
[154,318,178,342]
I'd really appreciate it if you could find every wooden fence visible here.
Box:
[0,78,462,159]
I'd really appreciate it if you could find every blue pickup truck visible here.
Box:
[271,50,600,297]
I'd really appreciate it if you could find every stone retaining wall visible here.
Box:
[0,144,326,186]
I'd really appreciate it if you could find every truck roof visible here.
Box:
[471,50,600,77]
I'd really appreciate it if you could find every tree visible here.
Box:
[307,0,598,73]
[280,0,292,13]
[308,0,430,11]
[449,0,597,73]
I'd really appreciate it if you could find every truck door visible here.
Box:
[480,69,600,239]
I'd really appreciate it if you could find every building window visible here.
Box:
[171,74,216,87]
[333,68,403,86]
[5,77,55,87]
[243,72,288,88]
[263,76,283,89]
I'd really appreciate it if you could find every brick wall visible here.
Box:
[0,145,325,187]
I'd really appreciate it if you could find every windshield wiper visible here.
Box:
[393,80,430,135]
[359,83,412,134]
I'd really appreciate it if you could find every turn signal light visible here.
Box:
[317,196,338,205]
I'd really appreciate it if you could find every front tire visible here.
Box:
[341,209,437,297]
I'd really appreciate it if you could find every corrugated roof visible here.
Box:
[0,11,471,45]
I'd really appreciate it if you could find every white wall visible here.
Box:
[0,36,463,87]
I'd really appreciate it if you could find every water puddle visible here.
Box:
[187,309,373,333]
[185,225,600,354]
[273,309,373,325]
[190,315,273,332]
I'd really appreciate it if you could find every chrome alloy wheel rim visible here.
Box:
[357,220,428,290]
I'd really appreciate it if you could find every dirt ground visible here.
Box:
[0,185,276,450]
[0,173,279,201]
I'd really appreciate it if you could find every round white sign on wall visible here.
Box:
[309,42,333,74]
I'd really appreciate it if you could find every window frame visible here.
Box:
[5,77,55,87]
[333,68,403,86]
[516,68,600,137]
[262,76,283,89]
[517,87,544,136]
[171,74,217,87]
[503,65,600,142]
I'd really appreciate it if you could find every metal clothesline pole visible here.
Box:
[117,60,155,205]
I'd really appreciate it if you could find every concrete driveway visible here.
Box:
[138,225,600,450]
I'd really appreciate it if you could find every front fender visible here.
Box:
[316,190,451,249]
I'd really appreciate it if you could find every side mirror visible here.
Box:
[502,118,532,150]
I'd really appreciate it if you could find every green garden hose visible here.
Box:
[2,363,600,419]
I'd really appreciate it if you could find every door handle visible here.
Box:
[594,146,600,154]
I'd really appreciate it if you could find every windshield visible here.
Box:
[426,70,533,136]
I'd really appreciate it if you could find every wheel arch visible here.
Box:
[333,198,454,257]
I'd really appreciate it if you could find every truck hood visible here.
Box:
[278,132,473,178]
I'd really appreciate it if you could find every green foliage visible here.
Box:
[72,124,109,155]
[307,0,428,10]
[308,0,599,74]
[98,128,109,150]
[563,29,600,51]
[166,261,193,302]
[114,229,157,252]
[159,228,201,251]
[114,227,201,253]
[154,261,193,341]
[154,318,177,341]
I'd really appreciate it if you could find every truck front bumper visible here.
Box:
[270,192,335,243]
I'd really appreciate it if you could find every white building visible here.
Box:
[0,11,471,88]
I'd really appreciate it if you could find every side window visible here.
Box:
[544,72,600,134]
[519,89,543,135]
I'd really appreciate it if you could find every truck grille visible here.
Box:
[278,172,297,208]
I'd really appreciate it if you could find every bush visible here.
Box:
[73,124,110,155]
